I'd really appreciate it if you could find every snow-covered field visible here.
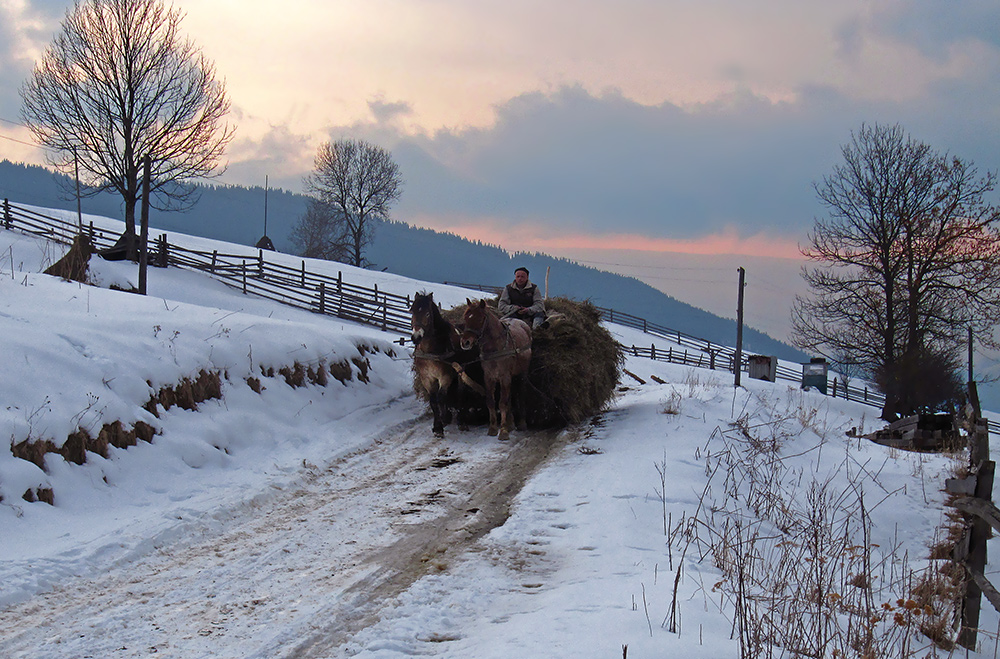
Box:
[0,209,997,658]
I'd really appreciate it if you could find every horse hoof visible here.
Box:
[459,424,470,431]
[498,430,510,441]
[487,427,499,436]
[433,428,444,438]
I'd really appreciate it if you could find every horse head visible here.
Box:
[460,298,489,351]
[410,292,436,344]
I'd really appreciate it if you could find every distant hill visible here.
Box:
[0,159,804,361]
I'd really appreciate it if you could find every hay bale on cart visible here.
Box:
[414,296,622,429]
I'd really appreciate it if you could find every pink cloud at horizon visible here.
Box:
[417,219,804,260]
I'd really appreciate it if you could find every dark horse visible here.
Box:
[410,292,481,437]
[460,298,532,440]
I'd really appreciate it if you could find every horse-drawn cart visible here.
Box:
[411,293,623,439]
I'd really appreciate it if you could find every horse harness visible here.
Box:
[467,318,529,362]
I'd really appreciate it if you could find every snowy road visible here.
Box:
[0,414,568,658]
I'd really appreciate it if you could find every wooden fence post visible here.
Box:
[958,417,993,650]
[3,198,9,230]
[211,250,217,274]
[159,234,168,267]
[651,344,656,360]
[319,282,326,314]
[241,260,247,294]
[337,271,343,317]
[301,261,306,287]
[960,457,995,649]
[832,379,838,398]
[257,249,264,278]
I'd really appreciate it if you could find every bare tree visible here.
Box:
[289,198,348,262]
[792,123,1000,419]
[20,0,233,256]
[301,139,402,268]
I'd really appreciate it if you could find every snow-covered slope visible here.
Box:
[0,212,993,658]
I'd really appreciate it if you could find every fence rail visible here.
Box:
[5,200,894,412]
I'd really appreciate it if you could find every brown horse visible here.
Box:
[411,292,480,437]
[460,298,532,440]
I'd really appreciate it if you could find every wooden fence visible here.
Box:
[445,279,888,410]
[946,414,997,650]
[3,199,412,334]
[0,199,906,413]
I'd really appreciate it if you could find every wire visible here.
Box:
[0,131,38,148]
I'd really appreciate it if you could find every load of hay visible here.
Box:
[524,297,623,426]
[418,296,623,429]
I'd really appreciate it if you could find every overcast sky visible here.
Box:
[2,0,1000,338]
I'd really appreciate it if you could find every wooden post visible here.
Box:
[257,249,264,278]
[138,156,150,295]
[319,282,326,314]
[301,261,306,287]
[241,260,247,294]
[832,379,838,398]
[651,344,656,360]
[3,198,10,230]
[157,234,168,267]
[734,267,745,388]
[337,271,343,316]
[211,250,217,274]
[960,457,995,649]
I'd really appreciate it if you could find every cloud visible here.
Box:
[333,81,1000,250]
[872,0,1000,56]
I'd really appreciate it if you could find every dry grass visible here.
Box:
[678,391,967,657]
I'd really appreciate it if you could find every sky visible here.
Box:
[2,0,1000,340]
[1,214,983,657]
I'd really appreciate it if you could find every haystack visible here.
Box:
[417,296,623,428]
[524,297,623,426]
[44,233,94,283]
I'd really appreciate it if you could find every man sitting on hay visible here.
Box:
[498,266,547,329]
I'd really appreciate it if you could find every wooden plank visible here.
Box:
[969,568,1000,615]
[950,497,1000,534]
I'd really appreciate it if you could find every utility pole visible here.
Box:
[734,267,745,387]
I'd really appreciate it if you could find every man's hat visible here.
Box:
[515,266,529,276]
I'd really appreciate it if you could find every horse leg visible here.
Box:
[514,374,528,431]
[497,377,512,441]
[485,378,499,436]
[456,380,470,431]
[429,380,445,438]
[441,376,454,428]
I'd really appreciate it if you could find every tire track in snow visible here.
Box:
[0,416,568,658]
